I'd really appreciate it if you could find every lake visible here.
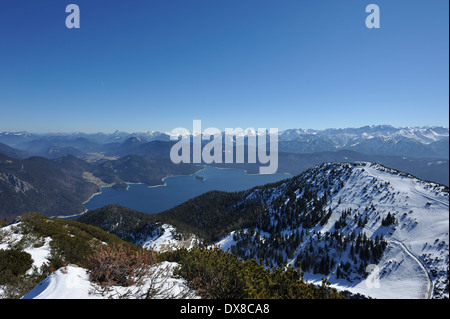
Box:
[84,166,290,214]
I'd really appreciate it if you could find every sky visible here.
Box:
[0,0,448,133]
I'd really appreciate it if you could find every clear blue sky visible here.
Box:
[0,0,448,133]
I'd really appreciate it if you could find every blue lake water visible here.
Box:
[84,166,290,214]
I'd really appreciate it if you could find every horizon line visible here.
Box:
[1,124,449,136]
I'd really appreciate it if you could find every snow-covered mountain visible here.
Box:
[279,126,449,144]
[211,162,449,299]
[1,125,448,158]
[277,126,449,158]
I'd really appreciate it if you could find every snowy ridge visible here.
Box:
[0,220,196,299]
[279,126,449,144]
[214,162,449,299]
[141,224,199,252]
[1,125,447,157]
[22,262,195,299]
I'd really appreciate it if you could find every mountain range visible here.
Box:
[0,125,448,222]
[1,125,448,159]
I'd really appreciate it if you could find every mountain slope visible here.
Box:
[0,142,29,159]
[141,162,448,299]
[0,212,135,298]
[0,154,99,221]
[218,162,449,298]
[0,213,198,300]
[0,152,201,221]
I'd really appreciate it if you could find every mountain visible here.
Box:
[34,144,88,160]
[92,154,200,186]
[2,126,447,185]
[103,138,176,158]
[219,150,450,186]
[1,126,447,185]
[77,204,164,245]
[278,126,449,158]
[2,125,448,159]
[210,162,449,299]
[80,162,449,299]
[0,152,201,221]
[429,136,450,158]
[0,154,99,221]
[0,142,29,159]
[0,131,37,147]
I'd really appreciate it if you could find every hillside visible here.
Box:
[0,154,98,221]
[213,162,449,299]
[3,159,448,299]
[80,162,449,299]
[92,154,200,186]
[0,212,135,298]
[77,204,164,245]
[0,153,200,221]
[0,213,343,300]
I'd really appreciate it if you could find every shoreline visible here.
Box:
[62,165,289,220]
[82,190,103,205]
[148,166,207,188]
[211,165,291,177]
[64,167,207,219]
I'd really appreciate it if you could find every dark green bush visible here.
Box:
[163,246,344,299]
[0,248,33,285]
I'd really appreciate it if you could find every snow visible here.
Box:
[214,162,449,299]
[215,231,237,252]
[23,237,52,272]
[23,262,195,299]
[23,265,96,299]
[1,222,197,299]
[309,240,432,299]
[0,222,52,271]
[326,164,448,298]
[142,224,198,252]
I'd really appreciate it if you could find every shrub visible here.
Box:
[86,243,158,288]
[0,248,33,285]
[163,246,344,299]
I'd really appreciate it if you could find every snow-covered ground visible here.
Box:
[22,262,196,299]
[0,222,52,273]
[303,240,432,299]
[332,164,448,298]
[0,222,196,299]
[141,224,199,252]
[214,231,237,252]
[214,162,449,299]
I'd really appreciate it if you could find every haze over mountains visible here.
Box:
[0,125,448,221]
[1,125,448,159]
